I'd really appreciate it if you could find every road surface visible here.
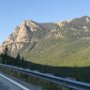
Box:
[0,73,30,90]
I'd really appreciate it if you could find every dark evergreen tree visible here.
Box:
[15,54,21,67]
[0,46,9,64]
[21,57,26,68]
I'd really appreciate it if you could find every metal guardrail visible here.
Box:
[0,64,90,90]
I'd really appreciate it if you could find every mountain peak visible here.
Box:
[72,16,90,22]
[81,16,90,23]
[20,20,41,32]
[81,15,90,18]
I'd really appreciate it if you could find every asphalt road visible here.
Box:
[0,73,30,90]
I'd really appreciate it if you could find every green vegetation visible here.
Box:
[0,49,90,83]
[22,38,90,67]
[20,18,90,67]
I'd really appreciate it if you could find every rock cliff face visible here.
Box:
[0,20,45,55]
[0,16,90,64]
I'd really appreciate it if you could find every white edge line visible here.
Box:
[0,74,30,90]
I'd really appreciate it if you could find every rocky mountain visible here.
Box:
[1,16,90,66]
[0,20,47,55]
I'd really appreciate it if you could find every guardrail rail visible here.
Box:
[0,64,90,90]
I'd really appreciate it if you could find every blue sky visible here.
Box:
[0,0,90,44]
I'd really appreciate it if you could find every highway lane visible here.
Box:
[0,73,30,90]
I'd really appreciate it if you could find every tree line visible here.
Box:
[0,47,47,71]
[0,47,90,83]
